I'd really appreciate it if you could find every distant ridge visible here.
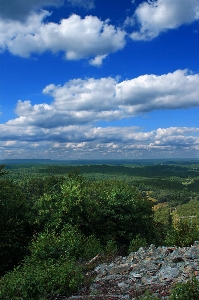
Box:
[0,158,199,166]
[0,159,52,164]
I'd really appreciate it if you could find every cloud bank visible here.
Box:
[1,125,199,159]
[1,69,199,159]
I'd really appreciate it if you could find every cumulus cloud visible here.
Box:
[0,12,126,63]
[0,10,50,53]
[6,69,199,128]
[0,0,63,21]
[131,0,199,40]
[115,69,199,112]
[1,69,199,158]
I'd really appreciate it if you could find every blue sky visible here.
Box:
[0,0,199,160]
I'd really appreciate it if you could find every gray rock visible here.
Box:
[158,266,180,279]
[110,263,131,274]
[69,242,199,299]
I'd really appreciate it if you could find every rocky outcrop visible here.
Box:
[67,242,199,299]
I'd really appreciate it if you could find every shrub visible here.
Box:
[104,239,118,256]
[29,224,83,261]
[81,235,102,261]
[30,224,102,262]
[169,276,199,300]
[139,277,199,299]
[34,176,154,250]
[128,234,147,253]
[78,179,154,246]
[165,220,199,247]
[0,257,83,300]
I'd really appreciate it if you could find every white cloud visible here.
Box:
[1,70,199,158]
[0,12,126,62]
[9,69,198,128]
[3,141,16,146]
[155,127,199,139]
[0,10,49,52]
[89,54,108,66]
[116,69,199,112]
[131,0,199,40]
[0,125,199,159]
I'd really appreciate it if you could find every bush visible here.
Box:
[169,276,199,300]
[81,235,102,261]
[0,222,102,299]
[165,220,199,247]
[30,224,103,262]
[128,234,147,253]
[138,277,199,300]
[75,179,154,246]
[0,257,83,300]
[29,224,83,261]
[104,239,118,256]
[34,175,154,249]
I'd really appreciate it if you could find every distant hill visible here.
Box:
[0,158,199,165]
[0,159,52,164]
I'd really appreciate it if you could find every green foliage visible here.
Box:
[128,234,147,253]
[81,235,102,261]
[104,239,118,256]
[1,162,199,299]
[0,220,102,300]
[29,224,83,261]
[0,257,83,300]
[139,277,199,299]
[81,179,154,246]
[33,192,63,231]
[0,165,8,176]
[165,220,199,247]
[152,220,169,246]
[19,175,65,204]
[169,276,199,300]
[0,179,31,275]
[33,174,154,249]
[175,200,199,224]
[30,224,102,262]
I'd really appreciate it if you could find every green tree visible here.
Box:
[0,165,8,177]
[0,179,31,275]
[34,173,154,250]
[0,257,83,300]
[165,219,199,247]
